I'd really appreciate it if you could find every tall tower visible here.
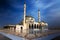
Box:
[38,9,40,22]
[23,1,26,30]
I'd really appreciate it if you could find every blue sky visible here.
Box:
[0,0,60,28]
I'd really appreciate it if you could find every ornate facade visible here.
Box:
[16,2,48,31]
[4,1,48,31]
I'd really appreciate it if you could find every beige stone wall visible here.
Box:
[16,25,23,31]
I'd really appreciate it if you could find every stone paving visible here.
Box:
[0,29,60,40]
[0,34,11,40]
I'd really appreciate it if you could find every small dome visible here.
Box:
[26,16,34,18]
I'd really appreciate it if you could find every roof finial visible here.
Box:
[24,0,26,4]
[38,8,40,11]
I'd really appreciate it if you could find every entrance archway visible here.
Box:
[32,24,33,29]
[29,24,31,29]
[21,27,23,30]
[34,24,36,29]
[37,24,38,29]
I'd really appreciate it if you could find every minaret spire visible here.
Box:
[23,0,26,30]
[38,8,40,22]
[24,0,26,4]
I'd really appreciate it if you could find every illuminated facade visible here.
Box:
[16,1,48,31]
[4,1,48,31]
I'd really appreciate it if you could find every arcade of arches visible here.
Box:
[29,24,42,29]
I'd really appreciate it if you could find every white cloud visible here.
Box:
[30,0,60,10]
[43,3,54,9]
[27,0,60,21]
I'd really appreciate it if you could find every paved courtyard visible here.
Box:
[0,34,11,40]
[0,29,60,40]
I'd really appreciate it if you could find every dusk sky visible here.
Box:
[0,0,60,28]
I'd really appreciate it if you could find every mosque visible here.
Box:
[4,1,48,31]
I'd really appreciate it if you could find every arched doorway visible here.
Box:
[32,24,33,29]
[29,24,31,29]
[20,27,23,33]
[37,24,38,29]
[39,24,42,29]
[34,24,36,29]
[21,27,23,30]
[14,27,16,32]
[29,24,34,29]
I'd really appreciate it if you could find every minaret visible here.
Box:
[23,1,26,30]
[38,9,40,22]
